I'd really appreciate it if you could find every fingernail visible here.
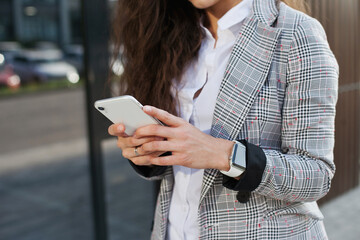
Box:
[143,106,151,112]
[117,125,124,132]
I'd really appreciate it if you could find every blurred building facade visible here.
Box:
[0,0,82,47]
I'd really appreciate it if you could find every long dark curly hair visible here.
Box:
[111,0,309,116]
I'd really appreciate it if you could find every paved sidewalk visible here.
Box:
[321,185,360,240]
[0,138,154,240]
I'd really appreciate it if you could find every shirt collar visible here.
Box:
[217,0,253,31]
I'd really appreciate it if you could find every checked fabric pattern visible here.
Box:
[132,0,339,239]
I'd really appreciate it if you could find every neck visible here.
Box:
[204,0,243,40]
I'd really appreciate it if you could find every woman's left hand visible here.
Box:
[132,105,234,170]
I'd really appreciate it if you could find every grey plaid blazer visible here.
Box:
[131,0,339,239]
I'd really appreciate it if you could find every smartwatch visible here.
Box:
[220,141,246,178]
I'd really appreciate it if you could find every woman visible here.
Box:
[108,0,339,239]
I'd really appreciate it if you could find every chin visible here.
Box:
[188,0,220,9]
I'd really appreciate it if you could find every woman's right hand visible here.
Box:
[108,123,165,165]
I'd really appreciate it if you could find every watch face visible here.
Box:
[232,143,246,169]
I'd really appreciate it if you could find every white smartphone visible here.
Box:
[94,95,162,136]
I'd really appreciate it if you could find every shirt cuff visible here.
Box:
[128,151,171,178]
[222,140,266,192]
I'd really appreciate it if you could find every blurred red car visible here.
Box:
[0,61,21,89]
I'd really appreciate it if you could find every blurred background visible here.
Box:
[0,0,359,240]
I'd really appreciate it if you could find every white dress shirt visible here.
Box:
[167,1,253,239]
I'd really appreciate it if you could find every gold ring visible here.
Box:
[134,146,139,157]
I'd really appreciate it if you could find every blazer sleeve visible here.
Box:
[224,18,339,203]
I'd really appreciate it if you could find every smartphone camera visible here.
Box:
[98,107,105,111]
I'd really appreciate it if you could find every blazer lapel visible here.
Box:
[200,0,282,204]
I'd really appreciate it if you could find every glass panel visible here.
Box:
[0,0,82,94]
[1,0,157,239]
[103,139,154,240]
[0,0,92,239]
[0,88,93,240]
